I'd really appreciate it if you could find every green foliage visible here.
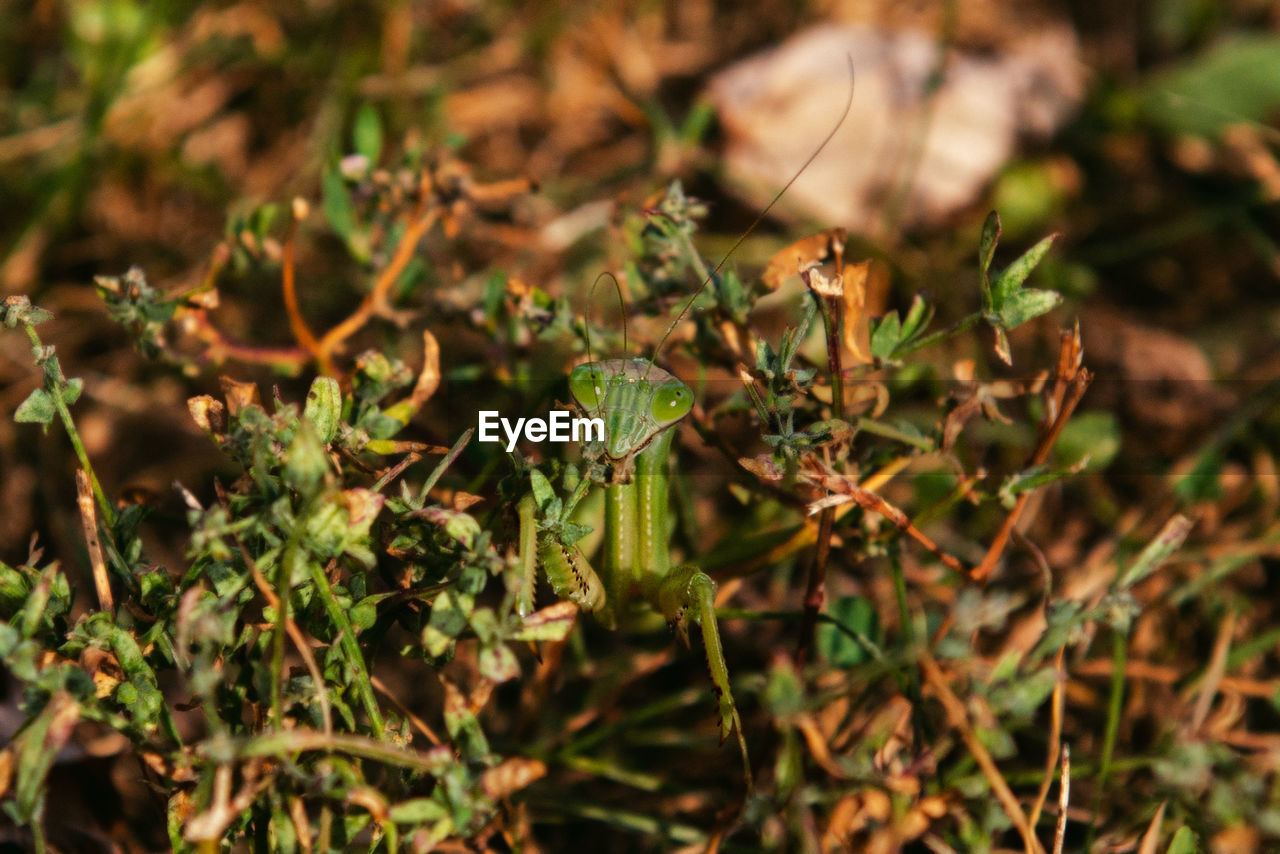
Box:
[868,293,936,364]
[0,289,571,849]
[978,211,1062,364]
[95,267,181,360]
[0,172,1216,852]
[1141,34,1280,137]
[815,595,879,667]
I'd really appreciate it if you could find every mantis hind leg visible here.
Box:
[653,564,752,788]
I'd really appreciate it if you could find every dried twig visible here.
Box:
[75,469,113,612]
[972,326,1092,582]
[314,205,440,375]
[1137,800,1167,854]
[370,674,442,745]
[920,651,1041,854]
[236,539,334,735]
[808,476,970,577]
[281,197,322,356]
[1029,647,1066,833]
[1189,610,1236,734]
[1053,745,1070,854]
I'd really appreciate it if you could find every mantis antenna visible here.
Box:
[582,270,629,367]
[648,56,856,368]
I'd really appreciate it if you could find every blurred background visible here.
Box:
[3,0,1280,849]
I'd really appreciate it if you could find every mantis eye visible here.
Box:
[569,364,606,410]
[650,381,693,425]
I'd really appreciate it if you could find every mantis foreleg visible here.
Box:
[627,432,751,785]
[650,562,749,784]
[518,489,605,616]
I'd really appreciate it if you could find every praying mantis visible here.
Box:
[515,64,856,787]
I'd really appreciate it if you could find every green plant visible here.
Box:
[3,139,1170,849]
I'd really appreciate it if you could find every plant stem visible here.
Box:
[892,312,981,358]
[795,506,834,665]
[227,730,443,772]
[1087,628,1128,849]
[307,558,386,738]
[25,324,114,525]
[271,538,296,729]
[814,290,844,420]
[890,550,931,741]
[796,286,845,664]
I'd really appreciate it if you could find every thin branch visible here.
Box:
[1029,648,1066,833]
[972,327,1092,582]
[314,206,440,375]
[1053,745,1070,854]
[75,469,113,612]
[281,197,322,356]
[920,652,1042,854]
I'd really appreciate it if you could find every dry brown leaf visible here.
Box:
[482,758,548,799]
[762,229,845,291]
[410,329,442,410]
[842,259,872,364]
[219,377,260,416]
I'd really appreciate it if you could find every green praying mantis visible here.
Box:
[516,349,753,781]
[515,65,855,787]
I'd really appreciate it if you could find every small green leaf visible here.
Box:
[1054,411,1120,471]
[1117,514,1194,590]
[14,388,55,425]
[322,166,356,242]
[60,377,83,406]
[991,666,1057,718]
[19,566,56,640]
[12,693,80,823]
[350,596,378,632]
[1141,35,1280,138]
[975,722,1017,758]
[998,463,1084,509]
[996,288,1062,329]
[442,511,480,548]
[869,311,902,361]
[1166,825,1201,854]
[992,233,1057,305]
[529,469,555,510]
[991,649,1022,683]
[479,643,520,683]
[389,798,447,825]
[420,625,453,659]
[816,596,879,667]
[978,210,1001,314]
[284,423,328,493]
[1173,448,1223,503]
[512,602,577,642]
[0,564,30,613]
[352,104,384,163]
[115,681,139,705]
[899,293,934,343]
[247,203,279,238]
[762,656,805,718]
[423,589,472,657]
[304,376,342,443]
[979,211,1001,278]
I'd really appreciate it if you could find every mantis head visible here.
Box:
[569,358,693,463]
